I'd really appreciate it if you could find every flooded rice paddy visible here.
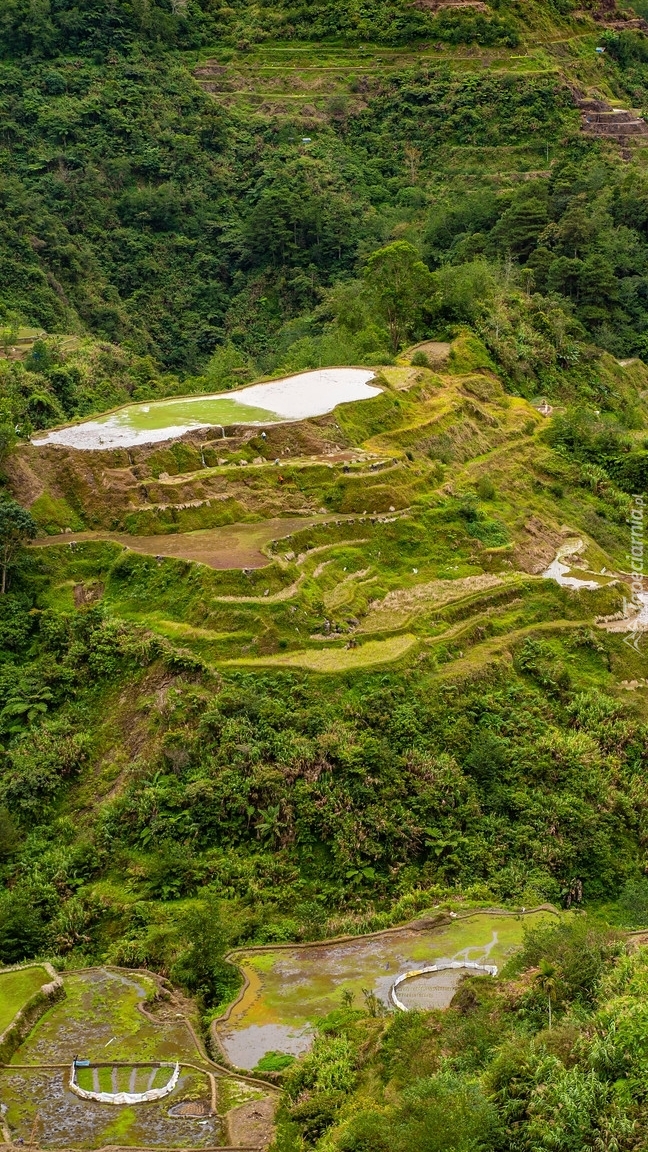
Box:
[9,968,193,1064]
[542,539,611,590]
[0,968,220,1148]
[1,1067,220,1149]
[216,910,557,1069]
[541,539,648,636]
[393,968,470,1011]
[32,368,379,450]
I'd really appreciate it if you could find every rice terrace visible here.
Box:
[0,908,559,1147]
[5,0,648,1149]
[213,909,558,1070]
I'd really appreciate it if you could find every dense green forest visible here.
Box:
[2,0,648,389]
[4,0,648,1149]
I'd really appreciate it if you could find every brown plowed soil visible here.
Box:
[225,1096,277,1148]
[513,516,564,575]
[30,516,334,570]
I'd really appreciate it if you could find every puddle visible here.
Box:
[543,539,603,590]
[453,930,498,962]
[32,368,379,450]
[393,969,467,1011]
[215,911,556,1068]
[98,966,148,999]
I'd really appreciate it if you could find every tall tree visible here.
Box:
[171,892,239,1008]
[363,241,435,353]
[0,500,37,594]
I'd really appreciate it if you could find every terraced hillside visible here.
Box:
[4,337,642,675]
[3,338,648,1144]
[4,0,648,376]
[2,337,647,877]
[5,3,648,1149]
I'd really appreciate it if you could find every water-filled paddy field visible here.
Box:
[32,368,379,450]
[1,1066,220,1149]
[9,968,195,1064]
[0,968,220,1148]
[394,967,471,1011]
[215,909,557,1069]
[542,539,613,591]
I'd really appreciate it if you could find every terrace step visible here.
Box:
[576,94,648,143]
[584,121,648,136]
[585,110,643,123]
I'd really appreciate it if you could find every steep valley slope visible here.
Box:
[3,2,648,1150]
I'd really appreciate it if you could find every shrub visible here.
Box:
[256,1051,296,1073]
[290,1090,344,1141]
[411,350,431,367]
[617,878,648,929]
[476,476,496,500]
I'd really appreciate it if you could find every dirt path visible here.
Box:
[225,1097,277,1148]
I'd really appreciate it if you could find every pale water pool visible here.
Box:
[32,368,379,450]
[543,539,603,590]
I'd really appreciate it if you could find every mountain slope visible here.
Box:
[1,0,648,377]
[2,5,648,1149]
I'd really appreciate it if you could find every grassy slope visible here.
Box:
[0,966,48,1033]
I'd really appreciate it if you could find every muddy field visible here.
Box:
[0,967,270,1148]
[215,910,558,1069]
[31,515,330,569]
[1,1066,221,1149]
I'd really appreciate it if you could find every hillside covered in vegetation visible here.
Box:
[4,0,648,1150]
[2,0,648,386]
